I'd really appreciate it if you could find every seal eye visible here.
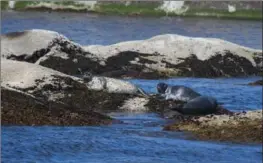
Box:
[157,83,167,94]
[157,85,162,93]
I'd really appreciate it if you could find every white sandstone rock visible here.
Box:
[84,34,262,67]
[1,59,81,94]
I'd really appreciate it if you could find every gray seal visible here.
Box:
[157,82,201,102]
[179,96,218,115]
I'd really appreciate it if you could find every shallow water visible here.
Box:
[1,11,262,163]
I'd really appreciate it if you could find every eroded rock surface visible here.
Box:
[0,59,139,125]
[248,79,263,86]
[1,29,100,75]
[1,87,113,126]
[85,34,262,78]
[164,110,262,143]
[2,59,220,124]
[2,29,262,78]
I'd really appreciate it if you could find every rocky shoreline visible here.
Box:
[1,1,262,20]
[164,110,262,143]
[2,29,262,79]
[1,29,262,143]
[1,87,114,126]
[248,79,263,86]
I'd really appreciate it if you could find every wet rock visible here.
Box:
[1,87,113,126]
[164,110,262,143]
[0,59,237,126]
[145,96,186,117]
[2,59,182,121]
[248,79,263,86]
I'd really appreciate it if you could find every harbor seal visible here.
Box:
[179,96,218,115]
[157,82,201,102]
[77,68,92,82]
[79,68,149,97]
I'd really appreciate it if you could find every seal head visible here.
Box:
[157,82,168,94]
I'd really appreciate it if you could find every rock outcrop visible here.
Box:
[2,29,262,79]
[1,59,255,141]
[0,59,147,125]
[248,79,263,86]
[85,34,262,78]
[164,110,262,143]
[2,59,180,124]
[1,86,113,126]
[1,29,100,75]
[1,29,261,142]
[2,59,226,125]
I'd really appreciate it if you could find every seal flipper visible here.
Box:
[137,87,150,98]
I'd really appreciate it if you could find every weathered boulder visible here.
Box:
[1,29,100,75]
[2,59,180,124]
[164,110,262,143]
[85,34,262,78]
[1,59,237,126]
[2,29,261,78]
[0,59,141,125]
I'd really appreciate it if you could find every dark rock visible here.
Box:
[3,30,261,79]
[36,39,102,75]
[1,30,101,76]
[164,52,259,77]
[1,87,113,126]
[248,80,263,86]
[0,60,139,125]
[98,51,165,79]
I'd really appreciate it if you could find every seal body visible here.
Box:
[157,82,168,94]
[157,83,201,102]
[181,96,218,115]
